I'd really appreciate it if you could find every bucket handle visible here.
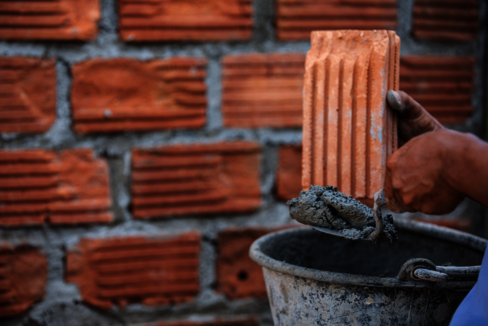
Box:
[397,258,481,282]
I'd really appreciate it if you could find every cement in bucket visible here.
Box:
[250,218,486,326]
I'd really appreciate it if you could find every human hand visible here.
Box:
[383,129,466,214]
[387,90,444,144]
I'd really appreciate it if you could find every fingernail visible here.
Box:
[387,90,403,112]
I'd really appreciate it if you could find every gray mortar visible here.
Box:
[288,185,397,244]
[0,0,486,325]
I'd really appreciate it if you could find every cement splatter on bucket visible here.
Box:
[250,218,486,326]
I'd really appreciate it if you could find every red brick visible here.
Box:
[131,142,261,219]
[276,145,302,201]
[412,0,478,42]
[400,56,475,124]
[66,232,201,309]
[302,30,400,204]
[0,57,56,133]
[221,53,305,128]
[276,0,397,40]
[0,244,47,317]
[133,317,258,326]
[0,149,113,226]
[71,58,207,133]
[119,0,253,42]
[0,0,100,41]
[411,217,471,233]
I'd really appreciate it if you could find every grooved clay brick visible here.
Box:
[131,142,261,219]
[276,0,397,40]
[66,232,201,309]
[119,0,253,42]
[0,57,56,133]
[221,53,305,128]
[0,0,100,41]
[0,149,113,226]
[412,0,478,42]
[133,317,258,326]
[276,145,302,201]
[71,58,207,133]
[302,30,400,204]
[0,244,47,317]
[400,56,475,124]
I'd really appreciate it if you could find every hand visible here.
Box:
[387,90,444,144]
[383,129,466,214]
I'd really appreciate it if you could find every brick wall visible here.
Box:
[0,0,486,325]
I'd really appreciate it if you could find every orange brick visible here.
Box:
[71,58,207,133]
[133,317,258,326]
[412,0,478,42]
[119,0,253,42]
[276,145,302,201]
[221,53,305,128]
[276,0,397,40]
[400,56,475,124]
[0,0,100,41]
[66,232,201,309]
[216,228,270,300]
[302,30,400,204]
[131,142,261,219]
[0,149,113,226]
[0,244,47,317]
[0,57,56,133]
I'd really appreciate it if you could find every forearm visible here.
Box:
[446,132,488,207]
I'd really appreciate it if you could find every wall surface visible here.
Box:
[0,0,486,325]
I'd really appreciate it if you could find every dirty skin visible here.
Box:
[288,185,398,244]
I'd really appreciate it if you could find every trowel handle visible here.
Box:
[371,189,387,243]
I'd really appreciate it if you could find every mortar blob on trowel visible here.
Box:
[288,185,397,244]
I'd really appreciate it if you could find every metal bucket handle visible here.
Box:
[397,258,481,282]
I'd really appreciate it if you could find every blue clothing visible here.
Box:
[450,246,488,325]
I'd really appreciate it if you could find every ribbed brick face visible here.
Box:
[0,0,100,41]
[0,149,113,226]
[400,56,475,124]
[216,228,270,300]
[412,0,478,42]
[131,142,261,219]
[276,145,302,201]
[276,0,397,40]
[0,57,56,133]
[302,30,400,204]
[119,0,253,42]
[0,245,47,317]
[66,232,201,309]
[134,317,258,326]
[221,53,305,128]
[71,58,207,133]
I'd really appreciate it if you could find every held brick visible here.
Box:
[119,0,253,42]
[71,58,207,133]
[0,149,113,226]
[400,56,475,124]
[131,142,261,219]
[276,145,302,201]
[0,244,47,317]
[276,0,397,40]
[0,0,100,41]
[222,53,305,128]
[0,57,56,133]
[133,317,258,326]
[66,232,201,309]
[412,0,479,42]
[302,30,400,204]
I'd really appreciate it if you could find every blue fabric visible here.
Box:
[450,246,488,326]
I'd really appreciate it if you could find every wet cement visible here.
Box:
[287,185,397,244]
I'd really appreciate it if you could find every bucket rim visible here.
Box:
[250,218,487,289]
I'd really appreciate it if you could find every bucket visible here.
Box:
[250,218,487,326]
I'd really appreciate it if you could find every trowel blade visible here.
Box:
[310,225,372,241]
